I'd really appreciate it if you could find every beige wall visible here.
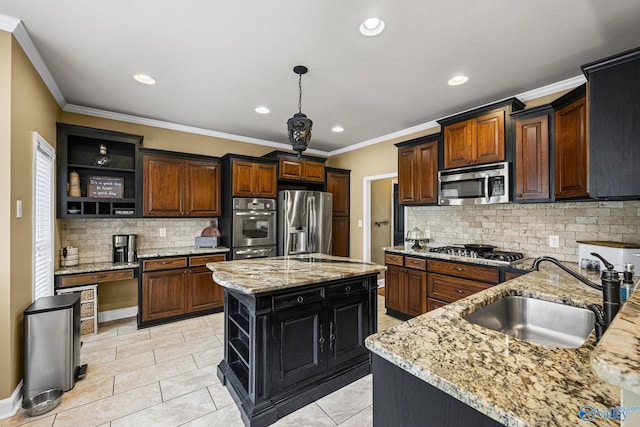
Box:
[1,32,60,399]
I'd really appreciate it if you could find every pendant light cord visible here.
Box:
[298,73,303,114]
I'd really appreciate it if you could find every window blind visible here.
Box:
[33,132,55,301]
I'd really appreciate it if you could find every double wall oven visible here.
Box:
[231,198,277,259]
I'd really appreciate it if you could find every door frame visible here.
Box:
[362,172,399,263]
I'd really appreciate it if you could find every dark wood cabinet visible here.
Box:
[582,47,640,199]
[219,275,377,426]
[384,254,427,317]
[231,160,277,198]
[427,259,498,310]
[438,98,524,170]
[326,168,351,257]
[511,106,553,202]
[143,154,221,217]
[139,253,226,327]
[443,111,505,169]
[553,86,589,199]
[56,123,143,218]
[279,158,325,182]
[397,136,439,205]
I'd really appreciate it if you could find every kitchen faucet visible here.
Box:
[530,253,621,343]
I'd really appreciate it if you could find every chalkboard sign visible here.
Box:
[88,176,124,198]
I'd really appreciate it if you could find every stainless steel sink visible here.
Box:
[463,296,595,348]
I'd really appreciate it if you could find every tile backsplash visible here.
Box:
[407,201,640,262]
[59,218,220,264]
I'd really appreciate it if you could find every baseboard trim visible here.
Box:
[0,380,22,420]
[98,306,138,323]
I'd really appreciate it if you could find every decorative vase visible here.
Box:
[93,144,112,167]
[68,170,81,197]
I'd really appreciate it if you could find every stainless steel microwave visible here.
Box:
[438,162,509,205]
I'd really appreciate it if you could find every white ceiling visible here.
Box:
[1,1,640,155]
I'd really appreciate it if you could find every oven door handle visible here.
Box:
[234,211,274,216]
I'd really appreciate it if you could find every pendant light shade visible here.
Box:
[287,65,313,158]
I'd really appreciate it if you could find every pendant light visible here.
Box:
[287,65,313,158]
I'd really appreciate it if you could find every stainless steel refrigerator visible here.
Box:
[278,190,332,256]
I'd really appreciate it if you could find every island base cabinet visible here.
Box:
[218,276,377,427]
[372,355,502,427]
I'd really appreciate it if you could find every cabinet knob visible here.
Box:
[296,296,304,303]
[345,285,351,292]
[454,267,465,272]
[456,289,465,294]
[517,193,523,198]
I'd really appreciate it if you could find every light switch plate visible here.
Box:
[159,228,167,237]
[16,200,22,218]
[549,235,560,248]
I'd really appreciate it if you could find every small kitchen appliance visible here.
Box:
[112,234,137,263]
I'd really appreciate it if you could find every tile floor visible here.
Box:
[1,295,402,427]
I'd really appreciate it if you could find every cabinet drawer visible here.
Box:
[404,257,426,270]
[428,260,499,283]
[58,269,134,287]
[326,281,368,298]
[143,257,188,271]
[190,253,226,266]
[427,298,447,312]
[384,253,404,267]
[273,287,325,311]
[428,273,491,303]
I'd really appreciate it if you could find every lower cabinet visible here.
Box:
[384,254,427,317]
[219,275,377,427]
[427,259,499,310]
[139,253,226,327]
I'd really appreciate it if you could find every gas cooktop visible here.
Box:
[428,246,525,264]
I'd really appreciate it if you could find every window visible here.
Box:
[33,132,55,301]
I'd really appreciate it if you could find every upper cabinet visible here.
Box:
[230,159,277,198]
[582,47,640,199]
[56,123,143,219]
[438,98,524,170]
[552,85,589,200]
[511,105,553,202]
[396,135,439,205]
[279,158,325,182]
[143,151,221,217]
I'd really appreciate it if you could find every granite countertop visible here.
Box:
[365,267,620,427]
[207,253,386,294]
[55,246,230,275]
[591,286,640,394]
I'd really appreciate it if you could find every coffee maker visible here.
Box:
[113,234,137,263]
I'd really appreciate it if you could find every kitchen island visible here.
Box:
[365,266,621,427]
[207,254,384,427]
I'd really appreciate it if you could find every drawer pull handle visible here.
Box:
[456,289,465,294]
[159,261,173,265]
[345,285,351,292]
[91,274,107,279]
[296,296,304,303]
[454,267,465,271]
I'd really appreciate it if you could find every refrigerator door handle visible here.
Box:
[308,196,316,252]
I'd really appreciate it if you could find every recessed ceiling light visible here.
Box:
[332,126,344,133]
[134,74,156,85]
[448,75,469,86]
[359,17,385,36]
[255,106,270,114]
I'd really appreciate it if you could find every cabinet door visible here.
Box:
[143,156,184,216]
[232,160,256,197]
[189,266,224,312]
[331,216,350,257]
[474,111,505,165]
[405,269,427,317]
[326,172,350,216]
[327,293,369,369]
[185,160,221,216]
[385,265,405,312]
[555,98,588,199]
[416,141,438,204]
[142,270,188,321]
[443,121,472,169]
[428,273,491,304]
[515,115,550,201]
[397,146,418,203]
[303,161,325,182]
[279,158,303,180]
[272,303,326,391]
[255,163,277,198]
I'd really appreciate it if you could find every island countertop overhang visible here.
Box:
[206,253,386,294]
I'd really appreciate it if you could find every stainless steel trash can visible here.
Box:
[23,294,84,401]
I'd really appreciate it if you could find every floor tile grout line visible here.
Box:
[315,400,339,426]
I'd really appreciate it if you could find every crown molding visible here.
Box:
[63,104,330,156]
[515,74,586,102]
[1,14,66,108]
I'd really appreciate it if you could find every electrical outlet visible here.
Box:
[424,229,431,239]
[159,228,167,237]
[548,235,560,248]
